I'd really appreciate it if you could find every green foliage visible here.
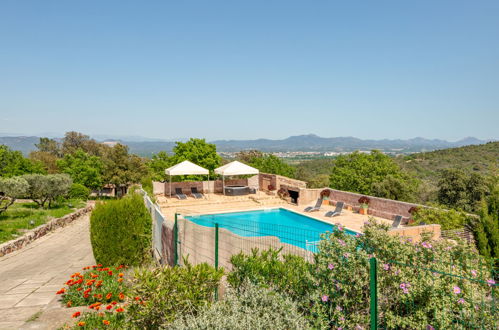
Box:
[102,144,148,196]
[0,145,46,177]
[0,199,85,243]
[437,169,488,212]
[295,158,334,188]
[0,176,29,214]
[171,282,311,330]
[69,183,91,200]
[35,137,61,156]
[329,150,417,200]
[57,150,104,190]
[172,138,221,175]
[398,141,499,182]
[62,131,105,156]
[147,151,172,181]
[22,174,72,208]
[68,311,126,329]
[312,221,496,329]
[90,193,152,266]
[473,193,499,259]
[249,154,295,178]
[126,261,223,329]
[411,206,471,230]
[228,248,315,302]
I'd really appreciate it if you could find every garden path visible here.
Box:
[0,213,94,329]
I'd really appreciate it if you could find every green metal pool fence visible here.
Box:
[171,213,497,329]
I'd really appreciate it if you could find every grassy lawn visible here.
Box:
[0,199,86,244]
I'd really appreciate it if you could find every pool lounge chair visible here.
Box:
[175,188,187,200]
[304,199,322,212]
[191,187,204,199]
[325,202,344,217]
[392,215,403,228]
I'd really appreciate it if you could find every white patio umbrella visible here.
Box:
[214,161,259,195]
[165,160,209,197]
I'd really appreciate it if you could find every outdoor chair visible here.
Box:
[304,198,322,212]
[325,202,344,217]
[392,215,403,228]
[191,187,204,199]
[175,188,187,200]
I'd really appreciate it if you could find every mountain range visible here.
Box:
[0,134,493,156]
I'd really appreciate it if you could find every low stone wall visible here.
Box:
[0,204,94,257]
[298,188,419,222]
[154,179,251,196]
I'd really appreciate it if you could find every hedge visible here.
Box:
[90,193,152,266]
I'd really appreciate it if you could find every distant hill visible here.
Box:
[211,134,492,153]
[0,134,494,156]
[397,141,499,181]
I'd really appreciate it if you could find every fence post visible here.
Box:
[215,223,219,269]
[174,213,178,267]
[370,257,378,330]
[214,223,219,301]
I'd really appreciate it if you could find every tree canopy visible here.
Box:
[57,149,104,190]
[171,138,221,174]
[329,150,417,201]
[0,145,45,177]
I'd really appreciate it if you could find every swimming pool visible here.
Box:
[185,208,357,250]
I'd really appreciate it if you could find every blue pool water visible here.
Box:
[185,208,357,250]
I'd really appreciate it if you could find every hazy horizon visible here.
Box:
[1,1,498,140]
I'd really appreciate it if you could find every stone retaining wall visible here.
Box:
[0,204,94,257]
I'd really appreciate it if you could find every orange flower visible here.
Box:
[72,311,81,318]
[83,288,91,295]
[106,304,113,310]
[118,273,124,277]
[76,287,82,291]
[66,301,72,307]
[134,296,140,301]
[95,280,103,287]
[111,301,117,305]
[117,278,123,283]
[93,294,102,300]
[103,320,110,326]
[66,279,74,286]
[56,288,66,294]
[77,321,85,327]
[118,293,125,300]
[116,307,124,313]
[97,264,102,267]
[94,305,101,311]
[108,271,113,276]
[117,265,124,270]
[91,273,99,279]
[106,293,112,300]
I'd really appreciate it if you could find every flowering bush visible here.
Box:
[58,265,128,307]
[313,219,497,329]
[66,308,126,329]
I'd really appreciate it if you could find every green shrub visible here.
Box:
[90,193,152,266]
[411,206,471,230]
[171,282,311,330]
[126,261,223,329]
[69,183,90,200]
[228,248,315,303]
[312,220,496,329]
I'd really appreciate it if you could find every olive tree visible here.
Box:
[22,174,72,208]
[0,176,29,214]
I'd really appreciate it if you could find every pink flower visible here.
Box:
[343,253,350,259]
[328,263,335,270]
[457,298,465,304]
[337,239,346,246]
[383,264,390,271]
[453,286,461,294]
[336,305,343,311]
[355,233,361,238]
[421,241,432,249]
[321,295,329,302]
[486,279,496,286]
[426,325,435,330]
[470,270,477,277]
[336,224,344,232]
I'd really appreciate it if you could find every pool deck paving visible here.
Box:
[0,213,94,329]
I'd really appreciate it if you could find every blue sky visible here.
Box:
[0,0,498,141]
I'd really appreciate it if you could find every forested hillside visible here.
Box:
[396,141,499,181]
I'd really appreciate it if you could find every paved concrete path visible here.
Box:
[0,213,95,329]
